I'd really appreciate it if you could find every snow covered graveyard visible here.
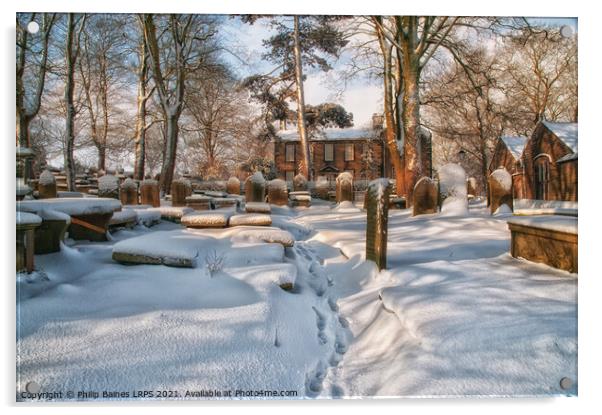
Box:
[16,191,577,400]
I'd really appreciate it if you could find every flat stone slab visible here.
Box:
[507,215,577,235]
[181,212,231,228]
[112,229,285,268]
[229,214,272,227]
[151,206,194,222]
[230,227,295,247]
[109,210,138,227]
[18,197,122,216]
[245,202,271,214]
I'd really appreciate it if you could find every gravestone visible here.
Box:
[140,179,160,207]
[293,173,308,191]
[315,177,330,200]
[467,177,478,197]
[268,179,289,206]
[38,169,57,199]
[226,176,241,195]
[412,177,438,216]
[171,179,192,207]
[438,163,468,216]
[120,178,139,205]
[245,171,266,203]
[98,174,120,199]
[336,172,354,203]
[488,168,513,214]
[365,179,390,270]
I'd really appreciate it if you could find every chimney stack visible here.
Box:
[372,113,384,130]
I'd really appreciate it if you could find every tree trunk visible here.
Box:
[133,96,146,180]
[400,54,422,207]
[293,16,311,180]
[374,19,405,197]
[159,114,178,193]
[64,13,79,191]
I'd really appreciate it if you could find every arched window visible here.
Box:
[534,155,550,200]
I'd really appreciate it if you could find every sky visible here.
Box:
[221,16,577,128]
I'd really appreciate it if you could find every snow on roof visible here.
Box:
[542,121,578,153]
[277,127,375,141]
[557,152,578,163]
[500,136,528,160]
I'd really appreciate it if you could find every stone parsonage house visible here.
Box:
[273,114,433,185]
[489,120,578,201]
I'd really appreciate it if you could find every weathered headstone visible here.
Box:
[98,174,120,199]
[467,177,478,197]
[488,167,513,214]
[336,172,354,203]
[120,178,139,205]
[38,169,57,199]
[412,177,438,216]
[293,173,308,191]
[226,176,241,195]
[267,179,288,206]
[140,179,160,207]
[245,171,266,203]
[438,163,468,216]
[315,177,330,200]
[365,179,390,270]
[171,178,192,207]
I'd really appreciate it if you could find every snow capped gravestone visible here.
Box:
[267,179,288,206]
[315,177,330,200]
[365,178,390,270]
[413,177,438,216]
[119,178,138,206]
[438,163,468,216]
[226,176,241,195]
[336,172,354,203]
[140,179,160,207]
[98,174,120,199]
[38,170,57,199]
[171,178,192,207]
[467,177,478,197]
[489,167,513,215]
[293,173,308,191]
[245,172,266,203]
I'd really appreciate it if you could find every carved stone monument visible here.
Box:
[365,179,390,270]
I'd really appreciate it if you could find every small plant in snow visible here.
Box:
[205,250,226,277]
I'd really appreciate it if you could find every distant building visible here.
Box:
[490,120,577,201]
[273,114,432,189]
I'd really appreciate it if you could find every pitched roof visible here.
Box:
[500,136,528,160]
[277,127,376,141]
[542,121,578,153]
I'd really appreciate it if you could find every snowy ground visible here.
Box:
[16,201,577,400]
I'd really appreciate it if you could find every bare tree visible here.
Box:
[142,13,217,193]
[16,13,56,178]
[64,13,86,190]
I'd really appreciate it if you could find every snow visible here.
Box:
[109,209,138,226]
[494,204,513,215]
[507,215,577,234]
[121,178,137,190]
[556,152,578,163]
[268,178,287,191]
[31,209,71,224]
[333,201,360,213]
[203,190,228,198]
[229,214,272,227]
[245,202,271,214]
[16,146,35,156]
[141,179,158,186]
[247,171,265,185]
[278,127,375,141]
[490,167,512,191]
[16,211,42,226]
[16,199,576,399]
[542,120,577,153]
[230,227,295,247]
[336,172,353,184]
[98,174,119,192]
[500,136,528,160]
[290,194,312,202]
[17,198,122,216]
[513,199,578,216]
[151,206,194,219]
[181,212,231,228]
[438,164,468,216]
[38,170,56,186]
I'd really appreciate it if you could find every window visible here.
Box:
[285,144,295,162]
[344,143,354,161]
[285,171,295,182]
[324,143,334,162]
[535,156,550,200]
